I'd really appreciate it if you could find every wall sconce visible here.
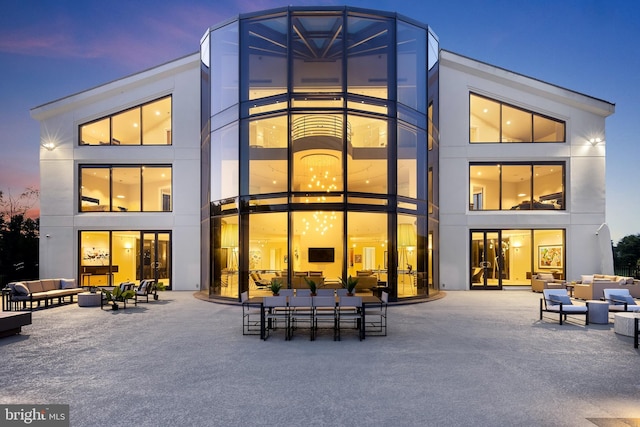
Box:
[41,141,56,151]
[589,137,603,146]
[124,242,132,253]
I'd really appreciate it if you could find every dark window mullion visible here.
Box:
[140,166,144,212]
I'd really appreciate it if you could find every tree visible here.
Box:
[0,187,40,285]
[613,234,640,272]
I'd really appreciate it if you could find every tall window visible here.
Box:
[80,165,172,212]
[469,163,564,211]
[80,96,172,146]
[469,93,565,143]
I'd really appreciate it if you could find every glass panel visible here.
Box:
[398,215,417,297]
[347,212,387,283]
[211,122,239,201]
[290,194,343,204]
[112,167,141,212]
[291,114,344,193]
[502,105,532,142]
[142,166,172,211]
[533,165,563,210]
[533,229,565,279]
[80,118,110,145]
[245,15,288,101]
[397,21,426,113]
[470,94,500,143]
[534,115,565,142]
[346,99,388,115]
[292,95,343,109]
[249,115,287,194]
[292,211,344,284]
[469,164,500,210]
[347,15,392,100]
[249,196,288,207]
[220,217,240,297]
[292,14,343,93]
[502,165,531,210]
[427,30,439,71]
[80,231,112,287]
[347,114,388,193]
[156,233,171,289]
[81,167,110,212]
[398,121,423,198]
[142,97,172,145]
[210,21,239,115]
[112,231,137,284]
[501,230,532,286]
[248,211,287,296]
[347,196,387,206]
[112,108,141,145]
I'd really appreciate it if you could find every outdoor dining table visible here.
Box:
[245,295,381,340]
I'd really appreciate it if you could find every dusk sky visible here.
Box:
[1,0,639,242]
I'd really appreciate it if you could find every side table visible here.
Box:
[586,300,609,324]
[78,292,102,307]
[614,312,638,337]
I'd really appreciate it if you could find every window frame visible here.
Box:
[79,95,172,146]
[79,164,173,213]
[469,93,565,144]
[469,162,565,211]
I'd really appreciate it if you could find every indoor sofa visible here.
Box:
[572,274,640,300]
[531,272,566,292]
[5,279,82,311]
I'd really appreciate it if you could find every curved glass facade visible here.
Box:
[201,6,439,302]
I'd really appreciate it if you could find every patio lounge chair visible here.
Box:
[540,289,589,325]
[135,280,158,303]
[603,288,640,312]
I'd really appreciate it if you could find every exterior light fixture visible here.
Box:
[42,141,56,151]
[589,137,603,146]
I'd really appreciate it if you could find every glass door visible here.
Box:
[141,232,171,290]
[470,230,503,290]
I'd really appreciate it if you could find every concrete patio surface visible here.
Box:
[1,290,639,426]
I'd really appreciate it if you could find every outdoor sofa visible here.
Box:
[572,274,640,300]
[4,279,82,311]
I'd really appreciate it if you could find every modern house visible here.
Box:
[31,6,614,302]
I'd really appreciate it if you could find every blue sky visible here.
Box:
[1,0,639,242]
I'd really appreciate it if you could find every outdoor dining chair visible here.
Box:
[288,296,313,340]
[337,296,363,341]
[364,291,388,336]
[263,295,289,340]
[312,296,337,341]
[241,291,261,336]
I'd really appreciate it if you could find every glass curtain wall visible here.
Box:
[204,8,436,301]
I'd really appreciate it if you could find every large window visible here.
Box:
[79,231,171,289]
[80,165,172,212]
[469,93,565,143]
[80,96,172,146]
[469,163,564,211]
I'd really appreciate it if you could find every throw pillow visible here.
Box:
[60,279,77,289]
[611,295,636,305]
[580,275,594,284]
[548,294,572,305]
[538,273,555,281]
[13,283,30,295]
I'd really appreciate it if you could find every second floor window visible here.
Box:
[80,165,172,212]
[469,93,565,143]
[80,96,172,146]
[469,163,564,211]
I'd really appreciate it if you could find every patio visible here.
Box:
[1,290,638,426]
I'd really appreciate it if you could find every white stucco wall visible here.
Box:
[32,53,202,291]
[438,50,614,290]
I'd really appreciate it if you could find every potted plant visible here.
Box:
[101,285,135,310]
[304,277,318,296]
[268,279,282,296]
[340,275,359,296]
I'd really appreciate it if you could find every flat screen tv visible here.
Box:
[308,247,335,263]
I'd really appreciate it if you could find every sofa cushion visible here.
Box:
[13,283,30,296]
[24,280,44,293]
[40,279,58,291]
[548,294,572,306]
[60,279,77,289]
[611,294,636,305]
[537,273,555,281]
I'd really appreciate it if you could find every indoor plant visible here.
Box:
[340,275,359,296]
[304,277,318,296]
[268,279,282,296]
